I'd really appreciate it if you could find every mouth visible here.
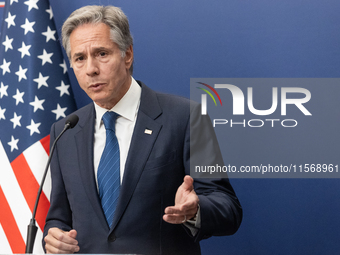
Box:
[89,83,106,90]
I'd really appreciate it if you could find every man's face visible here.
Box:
[69,22,133,109]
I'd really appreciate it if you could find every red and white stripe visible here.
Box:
[0,136,51,254]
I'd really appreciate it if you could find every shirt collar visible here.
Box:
[94,77,141,129]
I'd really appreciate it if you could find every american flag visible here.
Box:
[0,0,77,253]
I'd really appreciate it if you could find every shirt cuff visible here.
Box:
[183,204,201,236]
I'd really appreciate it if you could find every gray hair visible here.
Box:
[62,5,133,73]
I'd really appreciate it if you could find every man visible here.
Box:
[43,5,242,254]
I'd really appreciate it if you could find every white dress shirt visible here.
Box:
[93,77,141,186]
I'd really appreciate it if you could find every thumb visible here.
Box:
[67,229,77,239]
[182,175,194,191]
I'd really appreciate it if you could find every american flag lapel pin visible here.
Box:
[144,129,152,135]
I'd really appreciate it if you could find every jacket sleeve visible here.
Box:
[183,102,243,241]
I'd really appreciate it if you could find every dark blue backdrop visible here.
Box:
[2,1,340,254]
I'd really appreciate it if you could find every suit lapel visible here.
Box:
[110,82,163,232]
[74,104,109,230]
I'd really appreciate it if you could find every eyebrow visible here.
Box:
[72,52,83,60]
[93,47,110,52]
[72,47,111,60]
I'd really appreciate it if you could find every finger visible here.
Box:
[67,229,78,240]
[45,237,79,254]
[164,208,196,220]
[164,203,197,220]
[164,200,197,215]
[48,228,77,243]
[45,228,79,254]
[163,214,188,224]
[181,175,194,191]
[45,242,79,254]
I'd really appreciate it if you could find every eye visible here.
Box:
[75,55,84,62]
[98,51,107,57]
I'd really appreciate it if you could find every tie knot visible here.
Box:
[102,111,119,131]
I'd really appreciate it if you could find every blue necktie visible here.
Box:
[97,111,120,227]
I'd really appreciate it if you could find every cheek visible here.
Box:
[73,71,87,90]
[101,64,116,77]
[73,67,84,79]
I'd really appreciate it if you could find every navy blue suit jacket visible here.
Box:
[43,81,242,254]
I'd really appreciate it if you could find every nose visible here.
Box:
[86,57,99,76]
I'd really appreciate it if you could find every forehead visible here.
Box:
[69,23,113,52]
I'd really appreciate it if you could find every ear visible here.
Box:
[124,45,133,70]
